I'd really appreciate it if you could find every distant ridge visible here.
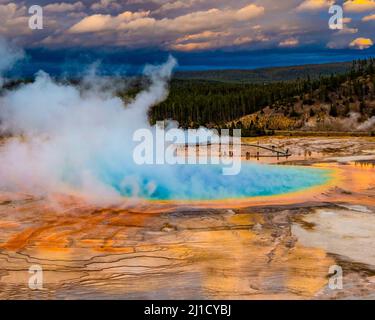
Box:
[174,61,353,83]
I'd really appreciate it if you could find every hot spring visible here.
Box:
[0,50,332,201]
[90,162,332,201]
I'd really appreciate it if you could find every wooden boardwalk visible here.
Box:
[181,142,292,159]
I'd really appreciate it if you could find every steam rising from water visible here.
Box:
[0,40,331,203]
[0,40,178,202]
[0,39,23,87]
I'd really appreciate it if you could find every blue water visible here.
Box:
[92,163,332,201]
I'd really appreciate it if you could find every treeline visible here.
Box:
[149,58,375,129]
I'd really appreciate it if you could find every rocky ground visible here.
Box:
[0,137,374,299]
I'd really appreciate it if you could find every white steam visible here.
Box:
[0,39,177,203]
[0,38,24,87]
[357,116,375,131]
[339,112,375,131]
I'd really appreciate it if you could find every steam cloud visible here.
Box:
[357,116,375,131]
[0,39,24,87]
[338,112,375,131]
[0,39,178,203]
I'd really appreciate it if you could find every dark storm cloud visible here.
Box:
[0,1,374,71]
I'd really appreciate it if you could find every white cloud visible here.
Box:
[349,37,373,49]
[154,0,199,14]
[170,30,255,51]
[44,2,85,13]
[69,11,151,33]
[67,3,265,49]
[69,4,265,38]
[344,0,375,12]
[233,36,253,45]
[279,37,299,47]
[362,13,375,20]
[90,0,121,11]
[337,17,358,34]
[337,27,358,34]
[175,30,230,43]
[0,0,372,51]
[296,0,334,11]
[0,3,30,36]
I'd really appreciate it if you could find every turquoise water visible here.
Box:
[93,162,332,201]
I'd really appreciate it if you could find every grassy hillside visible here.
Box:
[151,59,375,135]
[2,59,374,137]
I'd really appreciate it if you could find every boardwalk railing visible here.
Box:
[241,143,291,159]
[179,142,292,159]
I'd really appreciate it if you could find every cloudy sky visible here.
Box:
[1,0,375,72]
